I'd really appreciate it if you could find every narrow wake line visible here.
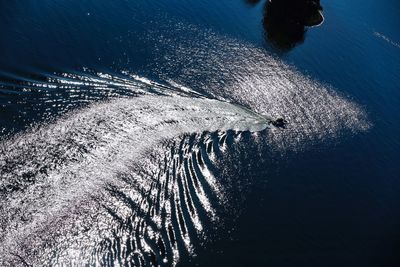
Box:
[374,31,400,49]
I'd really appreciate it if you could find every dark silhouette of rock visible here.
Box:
[244,0,262,6]
[263,0,324,51]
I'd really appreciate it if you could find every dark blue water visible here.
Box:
[1,0,399,266]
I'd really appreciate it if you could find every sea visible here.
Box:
[0,0,399,266]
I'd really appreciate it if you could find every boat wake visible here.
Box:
[0,74,269,266]
[0,25,370,266]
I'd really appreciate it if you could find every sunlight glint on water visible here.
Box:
[0,29,369,266]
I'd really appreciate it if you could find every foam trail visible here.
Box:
[0,70,210,135]
[0,84,268,266]
[374,31,400,49]
[0,24,372,266]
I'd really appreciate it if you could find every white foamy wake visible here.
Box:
[0,89,268,266]
[0,23,372,266]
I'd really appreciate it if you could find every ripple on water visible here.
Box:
[0,79,269,266]
[0,24,371,266]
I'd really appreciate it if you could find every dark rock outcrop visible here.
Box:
[263,0,324,50]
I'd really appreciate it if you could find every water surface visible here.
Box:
[0,0,399,266]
